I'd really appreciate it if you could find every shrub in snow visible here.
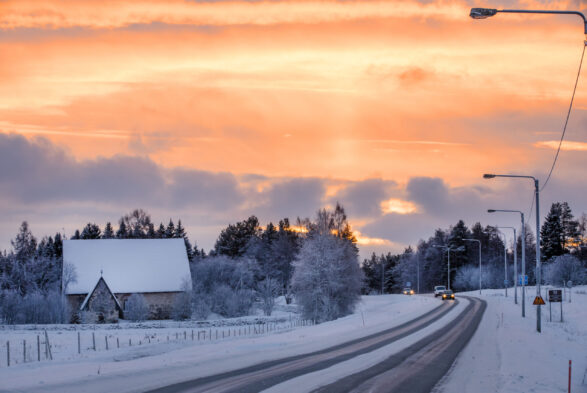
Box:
[0,290,21,324]
[257,278,279,316]
[171,280,193,320]
[453,265,480,291]
[543,254,586,286]
[124,293,149,321]
[210,285,254,318]
[192,295,211,320]
[0,289,69,324]
[292,231,363,323]
[191,256,258,318]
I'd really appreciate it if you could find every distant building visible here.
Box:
[63,239,191,323]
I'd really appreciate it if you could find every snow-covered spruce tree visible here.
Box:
[291,205,363,323]
[124,293,150,321]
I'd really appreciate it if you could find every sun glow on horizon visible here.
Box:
[380,198,418,215]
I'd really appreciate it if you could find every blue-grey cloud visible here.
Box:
[332,178,399,218]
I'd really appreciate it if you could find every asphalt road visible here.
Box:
[147,296,485,393]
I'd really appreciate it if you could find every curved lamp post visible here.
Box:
[484,173,542,332]
[433,245,464,290]
[470,8,586,35]
[489,209,526,317]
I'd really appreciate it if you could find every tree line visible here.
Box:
[1,202,584,324]
[362,202,586,294]
[0,205,363,324]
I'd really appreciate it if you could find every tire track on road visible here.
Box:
[313,296,486,393]
[147,299,457,393]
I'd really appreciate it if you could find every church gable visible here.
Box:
[80,277,121,323]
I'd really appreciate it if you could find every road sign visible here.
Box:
[533,296,545,305]
[518,275,528,285]
[548,290,564,322]
[548,289,562,302]
[406,282,411,287]
[504,279,509,285]
[567,280,572,288]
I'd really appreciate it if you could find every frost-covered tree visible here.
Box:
[543,254,585,285]
[80,223,101,239]
[12,221,37,263]
[124,293,149,321]
[257,278,279,316]
[102,222,114,239]
[171,279,193,320]
[156,223,166,238]
[115,221,128,239]
[165,219,175,239]
[120,209,153,238]
[191,255,258,318]
[291,206,363,323]
[62,262,77,293]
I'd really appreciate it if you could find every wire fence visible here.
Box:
[0,318,314,368]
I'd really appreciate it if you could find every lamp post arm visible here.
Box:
[499,9,587,34]
[497,10,587,34]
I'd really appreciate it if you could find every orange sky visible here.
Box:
[0,0,585,255]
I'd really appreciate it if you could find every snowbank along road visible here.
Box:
[147,296,486,393]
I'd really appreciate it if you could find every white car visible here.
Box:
[434,285,447,297]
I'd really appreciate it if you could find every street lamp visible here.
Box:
[497,226,517,301]
[433,245,464,290]
[469,8,587,35]
[462,238,482,295]
[485,173,542,332]
[489,209,526,317]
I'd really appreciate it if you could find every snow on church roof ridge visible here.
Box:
[64,239,191,295]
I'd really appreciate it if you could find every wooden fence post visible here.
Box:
[105,336,108,350]
[92,332,96,351]
[23,340,26,363]
[78,332,81,354]
[37,335,40,361]
[117,337,119,349]
[7,341,9,367]
[44,330,53,360]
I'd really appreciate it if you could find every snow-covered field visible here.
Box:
[0,287,585,393]
[438,285,587,393]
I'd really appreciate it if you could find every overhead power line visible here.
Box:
[540,42,586,192]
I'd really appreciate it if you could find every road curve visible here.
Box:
[146,299,459,393]
[313,296,486,393]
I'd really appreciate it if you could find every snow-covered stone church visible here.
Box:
[63,239,191,323]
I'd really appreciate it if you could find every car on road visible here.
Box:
[403,288,414,295]
[441,290,455,300]
[434,285,446,297]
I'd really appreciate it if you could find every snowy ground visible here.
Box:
[0,287,585,393]
[437,285,587,393]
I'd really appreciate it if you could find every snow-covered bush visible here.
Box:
[543,254,586,286]
[171,280,193,320]
[292,231,363,323]
[210,285,254,317]
[0,290,21,324]
[453,265,480,291]
[124,293,149,321]
[192,294,211,320]
[0,289,69,324]
[191,256,258,318]
[257,278,279,316]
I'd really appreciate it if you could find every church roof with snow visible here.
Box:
[64,239,191,295]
